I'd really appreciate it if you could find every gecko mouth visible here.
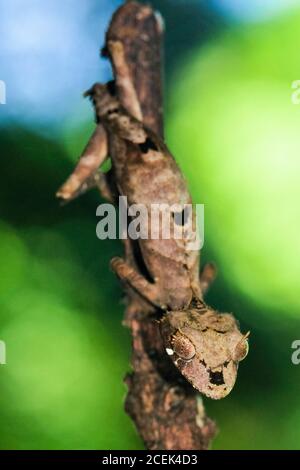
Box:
[209,370,225,386]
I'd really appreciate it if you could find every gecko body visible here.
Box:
[57,33,249,400]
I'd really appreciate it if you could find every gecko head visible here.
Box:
[84,81,119,117]
[160,308,249,400]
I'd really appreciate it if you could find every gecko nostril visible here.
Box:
[209,370,225,386]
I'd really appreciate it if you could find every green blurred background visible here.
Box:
[1,0,300,450]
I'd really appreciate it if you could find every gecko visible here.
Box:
[57,35,249,400]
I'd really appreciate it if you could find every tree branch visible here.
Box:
[105,1,217,450]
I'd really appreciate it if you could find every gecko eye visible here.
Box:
[233,339,249,362]
[172,333,196,361]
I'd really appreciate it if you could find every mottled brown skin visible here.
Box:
[86,83,201,312]
[160,308,249,400]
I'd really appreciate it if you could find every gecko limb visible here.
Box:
[56,124,108,201]
[111,256,163,308]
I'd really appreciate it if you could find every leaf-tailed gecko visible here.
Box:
[57,42,249,400]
